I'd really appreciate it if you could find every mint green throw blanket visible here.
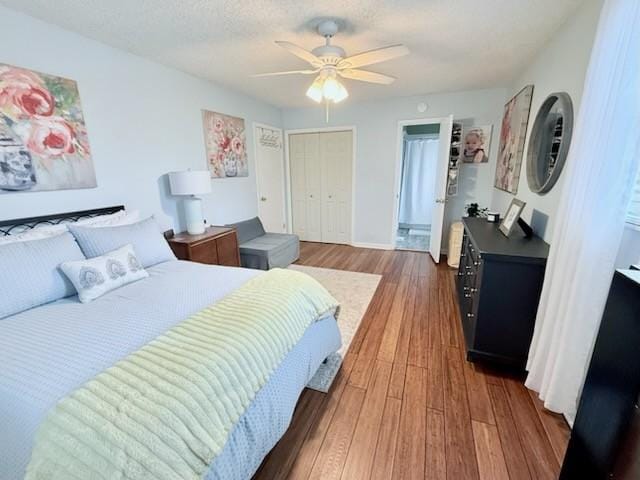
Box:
[26,269,339,480]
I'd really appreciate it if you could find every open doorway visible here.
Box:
[393,116,453,262]
[394,123,441,251]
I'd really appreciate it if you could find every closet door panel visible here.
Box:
[321,131,352,244]
[289,134,308,240]
[304,133,322,242]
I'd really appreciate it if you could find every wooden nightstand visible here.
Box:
[167,226,240,267]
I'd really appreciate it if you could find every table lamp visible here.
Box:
[168,170,211,234]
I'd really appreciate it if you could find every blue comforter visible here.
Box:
[0,260,340,479]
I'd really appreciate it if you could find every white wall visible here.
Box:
[0,6,282,231]
[491,0,603,242]
[282,88,506,247]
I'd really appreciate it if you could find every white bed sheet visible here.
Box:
[0,260,274,479]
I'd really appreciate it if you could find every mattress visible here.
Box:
[0,260,340,479]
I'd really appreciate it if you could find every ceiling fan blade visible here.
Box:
[337,44,409,69]
[338,69,396,85]
[251,69,318,77]
[275,41,323,68]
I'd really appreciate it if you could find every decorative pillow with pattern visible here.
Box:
[59,244,148,303]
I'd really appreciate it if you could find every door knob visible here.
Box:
[260,197,267,202]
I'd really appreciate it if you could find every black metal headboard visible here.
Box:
[0,205,125,236]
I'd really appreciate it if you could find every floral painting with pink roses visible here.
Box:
[0,63,96,193]
[202,110,247,178]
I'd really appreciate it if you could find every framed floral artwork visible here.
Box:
[0,63,96,193]
[202,110,248,178]
[494,85,534,193]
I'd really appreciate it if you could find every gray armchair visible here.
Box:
[227,217,299,270]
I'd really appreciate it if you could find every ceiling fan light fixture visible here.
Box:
[306,77,324,103]
[321,76,348,103]
[332,80,349,103]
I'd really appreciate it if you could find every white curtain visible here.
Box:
[525,0,640,423]
[398,137,439,226]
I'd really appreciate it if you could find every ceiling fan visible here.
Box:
[253,19,409,109]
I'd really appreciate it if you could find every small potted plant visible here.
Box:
[466,203,489,218]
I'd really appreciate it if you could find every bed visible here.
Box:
[0,207,341,480]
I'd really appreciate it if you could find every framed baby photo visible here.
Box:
[499,198,526,237]
[462,125,492,164]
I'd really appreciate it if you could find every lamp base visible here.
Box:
[183,196,205,235]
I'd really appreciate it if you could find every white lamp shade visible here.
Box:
[168,170,211,196]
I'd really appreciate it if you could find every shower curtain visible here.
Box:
[398,136,439,226]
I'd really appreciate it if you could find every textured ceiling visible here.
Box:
[0,0,584,108]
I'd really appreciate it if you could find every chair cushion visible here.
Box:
[239,233,299,269]
[228,217,266,244]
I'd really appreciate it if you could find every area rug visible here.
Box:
[288,264,381,392]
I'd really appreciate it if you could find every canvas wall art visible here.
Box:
[202,110,248,178]
[494,85,534,193]
[462,125,492,164]
[0,63,96,193]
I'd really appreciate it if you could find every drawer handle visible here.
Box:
[470,288,478,293]
[474,261,480,266]
[465,266,472,270]
[464,293,472,298]
[467,313,474,318]
[457,272,464,276]
[463,286,469,291]
[466,272,474,276]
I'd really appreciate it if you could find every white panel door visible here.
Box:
[429,115,454,263]
[289,134,308,240]
[320,131,352,244]
[304,133,323,242]
[254,125,286,232]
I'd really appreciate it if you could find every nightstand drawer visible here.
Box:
[167,226,240,267]
[189,241,219,265]
[216,232,239,266]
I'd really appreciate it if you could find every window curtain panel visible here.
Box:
[398,137,439,226]
[525,0,640,423]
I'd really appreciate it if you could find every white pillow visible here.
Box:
[0,224,67,245]
[75,209,140,228]
[0,209,140,246]
[59,244,148,303]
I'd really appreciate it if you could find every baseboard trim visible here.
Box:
[351,242,394,250]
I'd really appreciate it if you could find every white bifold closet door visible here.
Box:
[289,130,352,244]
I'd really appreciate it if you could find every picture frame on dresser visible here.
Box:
[499,197,526,237]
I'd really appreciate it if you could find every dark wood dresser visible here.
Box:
[560,269,640,480]
[456,217,549,368]
[167,226,240,267]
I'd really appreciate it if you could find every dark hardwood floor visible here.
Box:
[254,242,570,480]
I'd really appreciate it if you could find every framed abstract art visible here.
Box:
[202,110,248,178]
[494,85,534,193]
[0,63,96,193]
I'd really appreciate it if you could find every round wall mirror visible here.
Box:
[526,92,574,194]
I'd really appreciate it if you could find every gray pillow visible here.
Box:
[69,217,176,268]
[228,217,266,244]
[0,232,85,319]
